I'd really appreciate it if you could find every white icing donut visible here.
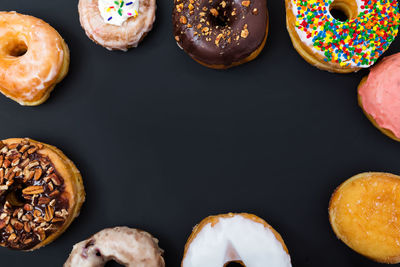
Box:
[182,213,292,267]
[64,227,165,267]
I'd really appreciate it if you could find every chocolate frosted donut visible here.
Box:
[173,0,269,69]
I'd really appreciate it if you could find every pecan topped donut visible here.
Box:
[0,138,85,250]
[173,0,269,69]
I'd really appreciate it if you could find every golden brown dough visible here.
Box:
[0,138,85,250]
[329,172,400,263]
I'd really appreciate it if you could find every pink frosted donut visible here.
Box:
[64,227,165,267]
[358,53,400,142]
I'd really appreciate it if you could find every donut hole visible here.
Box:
[225,262,245,267]
[7,40,28,57]
[208,2,234,27]
[329,0,358,22]
[104,261,124,267]
[210,14,230,27]
[6,188,25,207]
[329,8,349,22]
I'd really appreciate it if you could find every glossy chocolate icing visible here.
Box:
[173,0,268,66]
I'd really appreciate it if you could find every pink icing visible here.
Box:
[359,53,400,138]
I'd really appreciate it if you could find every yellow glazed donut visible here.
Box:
[285,0,400,73]
[182,213,292,267]
[329,172,400,263]
[0,12,69,105]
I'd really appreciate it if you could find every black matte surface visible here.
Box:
[1,0,400,266]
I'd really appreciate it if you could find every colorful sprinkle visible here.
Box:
[292,0,400,67]
[101,0,139,24]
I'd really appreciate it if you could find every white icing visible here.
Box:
[290,0,372,68]
[98,0,139,26]
[182,215,292,267]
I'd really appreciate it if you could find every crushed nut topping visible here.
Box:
[0,139,69,250]
[174,0,258,48]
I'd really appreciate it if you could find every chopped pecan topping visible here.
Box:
[0,139,69,250]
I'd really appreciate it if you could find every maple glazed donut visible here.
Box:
[329,172,400,263]
[0,12,70,106]
[64,227,165,267]
[285,0,400,73]
[182,213,292,267]
[358,52,400,142]
[0,138,85,251]
[173,0,269,69]
[78,0,156,51]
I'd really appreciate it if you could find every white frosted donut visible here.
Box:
[182,213,292,267]
[78,0,156,51]
[64,227,165,267]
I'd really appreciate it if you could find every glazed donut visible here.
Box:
[329,172,400,263]
[0,138,85,250]
[173,0,269,69]
[358,53,400,142]
[182,213,291,267]
[0,12,70,106]
[78,0,156,51]
[64,227,165,267]
[285,0,400,73]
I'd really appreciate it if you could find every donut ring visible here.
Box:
[173,0,269,69]
[64,227,165,267]
[329,172,400,263]
[0,138,85,251]
[358,53,400,142]
[0,12,70,106]
[182,213,291,267]
[285,0,400,73]
[78,0,156,51]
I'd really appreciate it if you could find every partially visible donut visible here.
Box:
[285,0,400,73]
[0,138,85,251]
[182,213,291,267]
[64,227,165,267]
[78,0,156,51]
[358,52,400,142]
[173,0,269,69]
[0,12,70,105]
[329,172,400,263]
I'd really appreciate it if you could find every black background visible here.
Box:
[1,0,400,266]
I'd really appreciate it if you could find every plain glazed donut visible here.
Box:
[0,138,85,251]
[182,213,291,267]
[78,0,156,51]
[64,227,165,267]
[173,0,269,69]
[358,53,400,142]
[0,12,70,106]
[285,0,400,73]
[329,172,400,263]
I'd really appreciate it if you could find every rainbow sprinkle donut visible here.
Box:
[286,0,400,72]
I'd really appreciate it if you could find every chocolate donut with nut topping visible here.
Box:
[0,138,85,251]
[173,0,269,69]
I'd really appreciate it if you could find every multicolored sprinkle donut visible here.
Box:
[286,0,400,73]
